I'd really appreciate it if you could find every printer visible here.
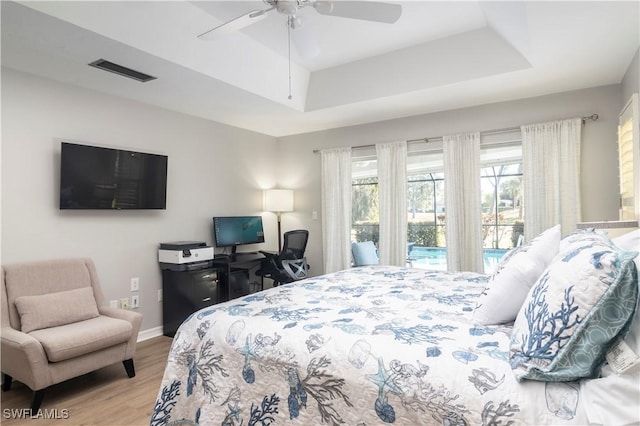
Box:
[158,241,214,271]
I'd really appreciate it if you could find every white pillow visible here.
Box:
[527,224,562,266]
[613,228,640,247]
[473,224,561,325]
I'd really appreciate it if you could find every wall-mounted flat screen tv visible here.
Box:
[60,142,168,210]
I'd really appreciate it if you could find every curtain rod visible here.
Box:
[312,113,599,153]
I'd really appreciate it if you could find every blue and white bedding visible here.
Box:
[151,266,590,425]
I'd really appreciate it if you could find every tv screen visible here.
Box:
[213,216,265,252]
[60,142,168,210]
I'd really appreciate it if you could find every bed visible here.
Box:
[151,228,639,426]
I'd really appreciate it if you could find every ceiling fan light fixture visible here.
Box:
[312,1,333,15]
[276,0,299,16]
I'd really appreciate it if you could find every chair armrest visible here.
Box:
[99,306,143,324]
[1,327,50,389]
[259,250,278,260]
[98,307,143,358]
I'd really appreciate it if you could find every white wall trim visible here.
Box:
[138,326,164,342]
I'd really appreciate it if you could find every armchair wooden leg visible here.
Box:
[31,389,45,413]
[2,374,12,391]
[123,359,136,378]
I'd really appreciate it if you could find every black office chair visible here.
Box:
[257,230,309,286]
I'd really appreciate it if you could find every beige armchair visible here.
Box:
[1,258,143,412]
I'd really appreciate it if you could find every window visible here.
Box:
[619,93,639,220]
[480,142,523,250]
[350,135,523,272]
[352,156,379,243]
[406,148,446,251]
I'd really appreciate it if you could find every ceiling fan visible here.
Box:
[197,1,402,100]
[197,0,403,40]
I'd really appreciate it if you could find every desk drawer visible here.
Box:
[161,267,219,337]
[191,270,219,307]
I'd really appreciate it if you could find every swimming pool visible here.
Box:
[409,246,507,273]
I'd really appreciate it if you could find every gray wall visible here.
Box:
[622,48,639,105]
[1,66,633,335]
[1,69,279,334]
[277,84,624,275]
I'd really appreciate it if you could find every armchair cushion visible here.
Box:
[15,287,99,333]
[29,316,132,362]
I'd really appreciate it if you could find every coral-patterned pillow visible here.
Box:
[509,236,638,381]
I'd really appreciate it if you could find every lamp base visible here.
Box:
[277,213,283,252]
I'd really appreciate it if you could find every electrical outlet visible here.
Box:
[130,277,139,292]
[119,298,130,310]
[157,289,163,302]
[109,300,118,309]
[131,295,139,309]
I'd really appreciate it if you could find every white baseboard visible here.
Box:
[137,326,164,342]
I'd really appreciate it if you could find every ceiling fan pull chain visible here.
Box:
[287,16,293,100]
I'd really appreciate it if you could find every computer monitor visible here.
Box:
[212,216,265,254]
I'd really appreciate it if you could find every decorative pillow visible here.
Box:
[579,229,640,425]
[473,224,561,325]
[610,229,640,362]
[509,235,639,382]
[558,228,613,256]
[15,287,100,333]
[352,241,379,266]
[613,229,640,270]
[527,224,562,267]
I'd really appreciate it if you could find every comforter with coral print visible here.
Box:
[150,266,588,425]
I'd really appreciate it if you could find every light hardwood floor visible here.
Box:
[0,336,173,426]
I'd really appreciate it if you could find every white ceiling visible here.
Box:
[2,1,639,137]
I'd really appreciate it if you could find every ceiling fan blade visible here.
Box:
[312,1,402,24]
[198,8,272,40]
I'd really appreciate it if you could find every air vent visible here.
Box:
[88,59,156,82]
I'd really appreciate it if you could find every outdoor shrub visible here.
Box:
[354,221,439,247]
[408,222,438,246]
[511,220,524,247]
[354,222,379,244]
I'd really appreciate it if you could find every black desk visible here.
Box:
[211,252,266,302]
[160,262,218,337]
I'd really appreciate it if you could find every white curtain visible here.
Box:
[376,141,408,266]
[321,147,352,273]
[443,132,483,273]
[522,118,582,239]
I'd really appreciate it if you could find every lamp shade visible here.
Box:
[264,189,294,212]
